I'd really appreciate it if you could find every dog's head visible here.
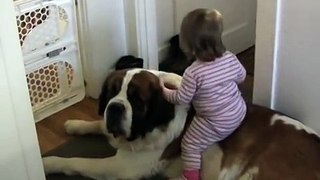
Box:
[98,69,176,142]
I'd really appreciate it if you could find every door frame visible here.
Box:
[0,0,45,179]
[253,0,280,108]
[124,0,159,70]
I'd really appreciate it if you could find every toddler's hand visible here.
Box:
[159,78,167,91]
[159,76,166,89]
[159,76,172,96]
[159,75,173,102]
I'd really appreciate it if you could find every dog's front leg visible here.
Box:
[64,120,105,135]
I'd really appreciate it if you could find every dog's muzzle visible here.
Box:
[106,102,126,137]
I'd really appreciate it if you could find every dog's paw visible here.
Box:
[42,156,64,174]
[64,120,88,135]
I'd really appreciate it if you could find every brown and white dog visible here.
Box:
[43,69,320,180]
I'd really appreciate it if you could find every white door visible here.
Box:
[254,0,320,133]
[174,0,257,54]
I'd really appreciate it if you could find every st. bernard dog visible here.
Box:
[43,68,320,180]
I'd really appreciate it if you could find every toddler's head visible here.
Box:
[180,8,226,61]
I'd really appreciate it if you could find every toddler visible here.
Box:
[160,8,247,180]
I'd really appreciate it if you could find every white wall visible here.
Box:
[155,0,175,60]
[272,0,320,132]
[79,0,161,98]
[78,0,128,99]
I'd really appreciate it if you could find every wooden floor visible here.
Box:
[36,47,255,155]
[35,97,101,154]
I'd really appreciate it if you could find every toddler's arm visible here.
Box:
[161,70,196,105]
[235,58,247,84]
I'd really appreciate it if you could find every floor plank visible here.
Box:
[35,97,101,154]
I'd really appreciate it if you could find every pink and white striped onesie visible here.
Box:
[162,51,247,179]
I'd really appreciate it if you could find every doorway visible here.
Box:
[156,0,256,102]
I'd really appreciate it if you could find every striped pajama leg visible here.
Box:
[179,116,225,180]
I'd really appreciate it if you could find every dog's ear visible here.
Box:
[148,84,175,127]
[169,34,180,49]
[115,55,144,70]
[98,79,109,116]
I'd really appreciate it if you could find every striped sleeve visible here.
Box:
[163,70,197,105]
[235,58,247,84]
